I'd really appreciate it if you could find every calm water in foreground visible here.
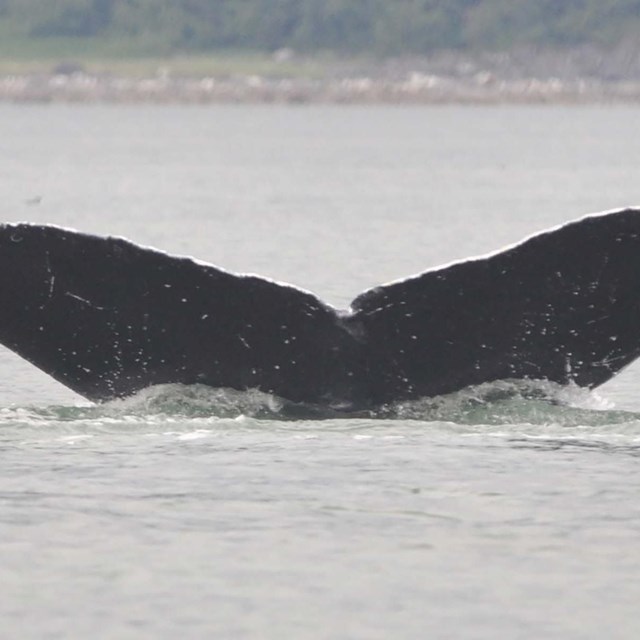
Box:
[1,104,640,639]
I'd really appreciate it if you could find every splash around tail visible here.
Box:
[1,380,638,428]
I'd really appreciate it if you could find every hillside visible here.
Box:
[2,1,640,103]
[1,0,639,58]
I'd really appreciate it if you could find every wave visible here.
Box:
[377,379,640,426]
[0,380,639,429]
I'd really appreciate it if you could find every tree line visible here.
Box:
[2,0,640,55]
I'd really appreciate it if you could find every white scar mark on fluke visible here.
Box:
[38,251,56,309]
[65,292,106,311]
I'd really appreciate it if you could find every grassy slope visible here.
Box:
[0,22,330,78]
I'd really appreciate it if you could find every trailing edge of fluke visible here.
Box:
[1,207,640,414]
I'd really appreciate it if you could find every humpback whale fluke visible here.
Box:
[1,208,640,413]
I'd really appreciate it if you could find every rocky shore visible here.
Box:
[2,46,640,105]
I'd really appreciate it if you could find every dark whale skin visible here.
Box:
[1,208,640,412]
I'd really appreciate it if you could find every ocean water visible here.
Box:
[1,104,640,639]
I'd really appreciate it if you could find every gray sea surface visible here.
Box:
[1,104,640,639]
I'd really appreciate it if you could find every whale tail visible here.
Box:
[350,208,640,405]
[1,208,640,411]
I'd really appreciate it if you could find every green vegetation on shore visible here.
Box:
[1,0,639,65]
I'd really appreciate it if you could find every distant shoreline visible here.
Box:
[2,73,640,105]
[2,47,640,105]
